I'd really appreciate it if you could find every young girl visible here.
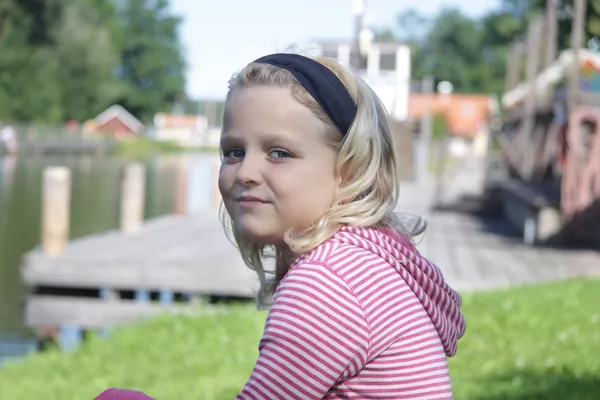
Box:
[96,52,466,400]
[219,53,466,399]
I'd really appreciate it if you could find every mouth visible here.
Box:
[236,195,269,205]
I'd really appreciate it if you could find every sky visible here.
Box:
[169,0,499,101]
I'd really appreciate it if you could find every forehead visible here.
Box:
[224,85,325,142]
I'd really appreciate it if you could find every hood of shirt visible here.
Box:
[337,226,467,357]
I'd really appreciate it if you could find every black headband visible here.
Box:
[253,53,357,135]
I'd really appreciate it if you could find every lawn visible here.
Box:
[115,136,219,159]
[0,279,599,400]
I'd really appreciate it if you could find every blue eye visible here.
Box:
[223,149,244,158]
[271,150,291,159]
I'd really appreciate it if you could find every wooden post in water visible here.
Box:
[120,162,150,303]
[41,166,84,351]
[41,167,71,257]
[175,157,189,216]
[120,163,145,235]
[213,159,222,210]
[206,101,217,128]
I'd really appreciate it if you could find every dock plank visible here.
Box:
[22,212,262,297]
[25,296,202,328]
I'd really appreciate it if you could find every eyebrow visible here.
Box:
[221,130,301,148]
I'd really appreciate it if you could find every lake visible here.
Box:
[0,152,220,364]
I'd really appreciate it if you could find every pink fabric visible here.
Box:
[94,388,156,400]
[236,226,466,399]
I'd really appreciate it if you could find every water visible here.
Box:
[0,152,219,365]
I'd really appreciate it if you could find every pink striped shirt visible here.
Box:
[237,226,466,399]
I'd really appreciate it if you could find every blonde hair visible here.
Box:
[219,55,426,307]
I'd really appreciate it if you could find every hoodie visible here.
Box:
[372,225,467,357]
[237,225,466,399]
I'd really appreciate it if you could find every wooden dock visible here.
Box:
[17,162,263,351]
[15,138,116,155]
[1,124,117,156]
[21,213,258,348]
[21,212,261,349]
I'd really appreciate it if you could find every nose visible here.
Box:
[235,154,263,186]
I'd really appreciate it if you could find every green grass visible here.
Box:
[115,137,218,159]
[1,279,599,399]
[0,305,268,400]
[449,278,600,400]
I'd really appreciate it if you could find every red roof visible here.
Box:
[410,94,493,139]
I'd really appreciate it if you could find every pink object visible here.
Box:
[236,226,466,399]
[95,388,156,400]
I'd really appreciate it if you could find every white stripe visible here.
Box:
[258,347,336,393]
[270,300,367,348]
[360,360,449,378]
[276,279,368,334]
[350,379,452,393]
[267,311,368,363]
[367,353,447,369]
[353,268,398,300]
[357,370,450,384]
[370,304,430,337]
[251,363,296,398]
[365,285,415,316]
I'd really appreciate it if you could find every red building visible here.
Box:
[92,105,143,138]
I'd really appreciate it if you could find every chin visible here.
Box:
[236,219,284,245]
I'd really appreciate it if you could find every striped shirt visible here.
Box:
[237,226,466,399]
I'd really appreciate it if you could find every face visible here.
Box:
[218,85,341,246]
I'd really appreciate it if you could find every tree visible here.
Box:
[497,0,600,50]
[372,9,434,85]
[384,0,600,97]
[53,0,122,121]
[0,0,187,123]
[423,9,489,92]
[113,0,186,123]
[0,0,63,121]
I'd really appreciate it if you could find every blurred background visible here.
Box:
[0,0,599,399]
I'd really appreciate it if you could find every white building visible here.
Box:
[307,40,412,122]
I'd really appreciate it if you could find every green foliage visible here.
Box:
[0,0,186,124]
[112,0,186,122]
[0,305,268,400]
[0,279,599,399]
[449,278,600,399]
[115,136,219,159]
[384,0,600,96]
[587,0,600,38]
[431,113,448,141]
[115,137,187,159]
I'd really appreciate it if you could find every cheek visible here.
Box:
[217,165,233,198]
[273,168,337,209]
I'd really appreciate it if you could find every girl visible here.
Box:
[219,53,466,399]
[96,52,466,400]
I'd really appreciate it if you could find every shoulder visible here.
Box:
[289,229,391,285]
[277,257,358,304]
[273,241,373,323]
[268,256,372,352]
